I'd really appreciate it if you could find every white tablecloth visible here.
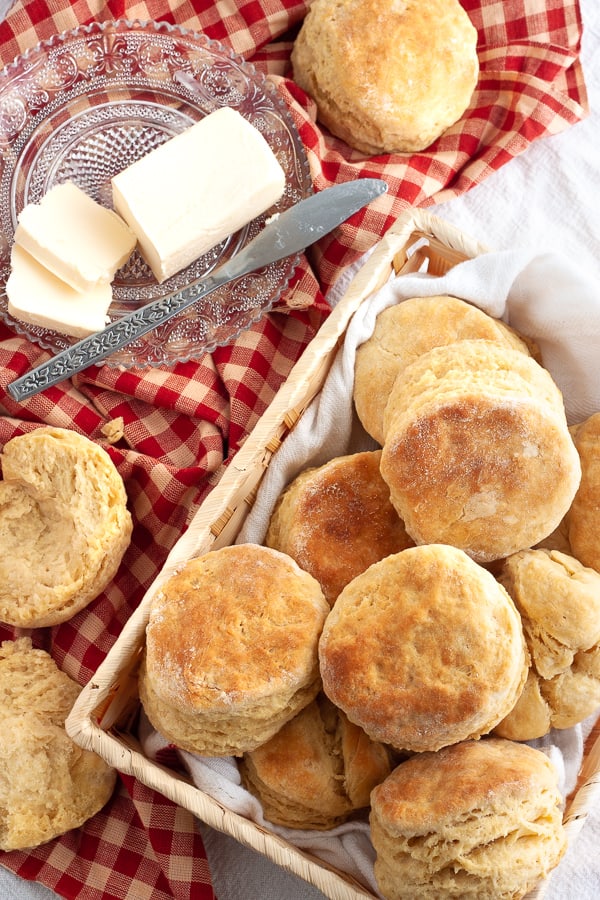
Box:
[1,0,599,897]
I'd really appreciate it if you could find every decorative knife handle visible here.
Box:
[7,276,220,401]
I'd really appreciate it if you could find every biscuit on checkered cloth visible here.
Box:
[0,637,116,851]
[0,426,132,628]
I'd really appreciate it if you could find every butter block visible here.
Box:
[15,181,137,293]
[111,106,286,283]
[7,244,113,338]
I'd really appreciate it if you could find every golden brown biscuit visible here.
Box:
[0,637,116,851]
[0,426,132,627]
[380,340,581,562]
[265,450,413,606]
[495,549,600,739]
[370,738,567,900]
[354,296,532,445]
[239,693,393,829]
[291,0,479,155]
[565,411,600,571]
[139,544,329,756]
[318,544,528,752]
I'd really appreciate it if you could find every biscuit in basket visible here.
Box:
[265,450,414,606]
[380,340,581,562]
[0,637,116,851]
[291,0,479,155]
[369,737,567,899]
[139,544,329,756]
[565,411,600,572]
[318,544,528,752]
[239,693,393,830]
[494,549,600,740]
[354,295,532,445]
[0,426,132,627]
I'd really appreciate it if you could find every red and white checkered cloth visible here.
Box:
[0,1,587,898]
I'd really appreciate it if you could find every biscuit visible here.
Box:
[565,411,600,571]
[0,426,132,627]
[380,340,581,562]
[495,549,600,739]
[139,544,329,756]
[318,544,528,752]
[291,0,479,155]
[265,450,413,606]
[369,738,567,899]
[239,693,393,829]
[0,637,116,851]
[354,296,532,444]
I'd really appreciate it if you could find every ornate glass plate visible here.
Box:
[0,19,312,367]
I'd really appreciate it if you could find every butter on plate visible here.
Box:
[6,244,114,338]
[14,181,137,293]
[111,106,286,283]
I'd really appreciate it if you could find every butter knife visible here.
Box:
[7,178,388,401]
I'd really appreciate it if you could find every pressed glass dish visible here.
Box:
[0,19,312,367]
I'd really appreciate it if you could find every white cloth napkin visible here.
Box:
[141,246,600,896]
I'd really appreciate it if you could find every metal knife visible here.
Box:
[6,178,387,401]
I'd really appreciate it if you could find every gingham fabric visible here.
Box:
[0,1,587,898]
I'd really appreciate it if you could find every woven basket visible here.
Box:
[67,208,600,900]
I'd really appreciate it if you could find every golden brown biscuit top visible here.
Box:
[353,296,530,443]
[370,738,560,834]
[145,544,329,711]
[319,544,527,751]
[380,341,581,561]
[265,450,413,605]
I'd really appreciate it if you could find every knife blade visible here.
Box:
[7,178,387,401]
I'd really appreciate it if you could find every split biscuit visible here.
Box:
[265,450,413,606]
[0,637,116,851]
[239,693,393,830]
[139,544,329,756]
[0,426,132,627]
[291,0,479,154]
[354,295,532,445]
[495,548,600,739]
[380,340,581,562]
[369,737,567,900]
[318,544,528,753]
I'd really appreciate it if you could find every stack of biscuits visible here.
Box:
[138,295,600,899]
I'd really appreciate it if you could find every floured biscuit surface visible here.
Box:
[0,638,116,851]
[140,544,329,756]
[0,426,132,627]
[318,544,528,752]
[354,295,532,444]
[265,450,413,605]
[291,0,479,154]
[380,340,581,562]
[370,738,567,899]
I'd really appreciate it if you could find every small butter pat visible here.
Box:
[111,107,286,283]
[6,244,113,338]
[15,181,137,292]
